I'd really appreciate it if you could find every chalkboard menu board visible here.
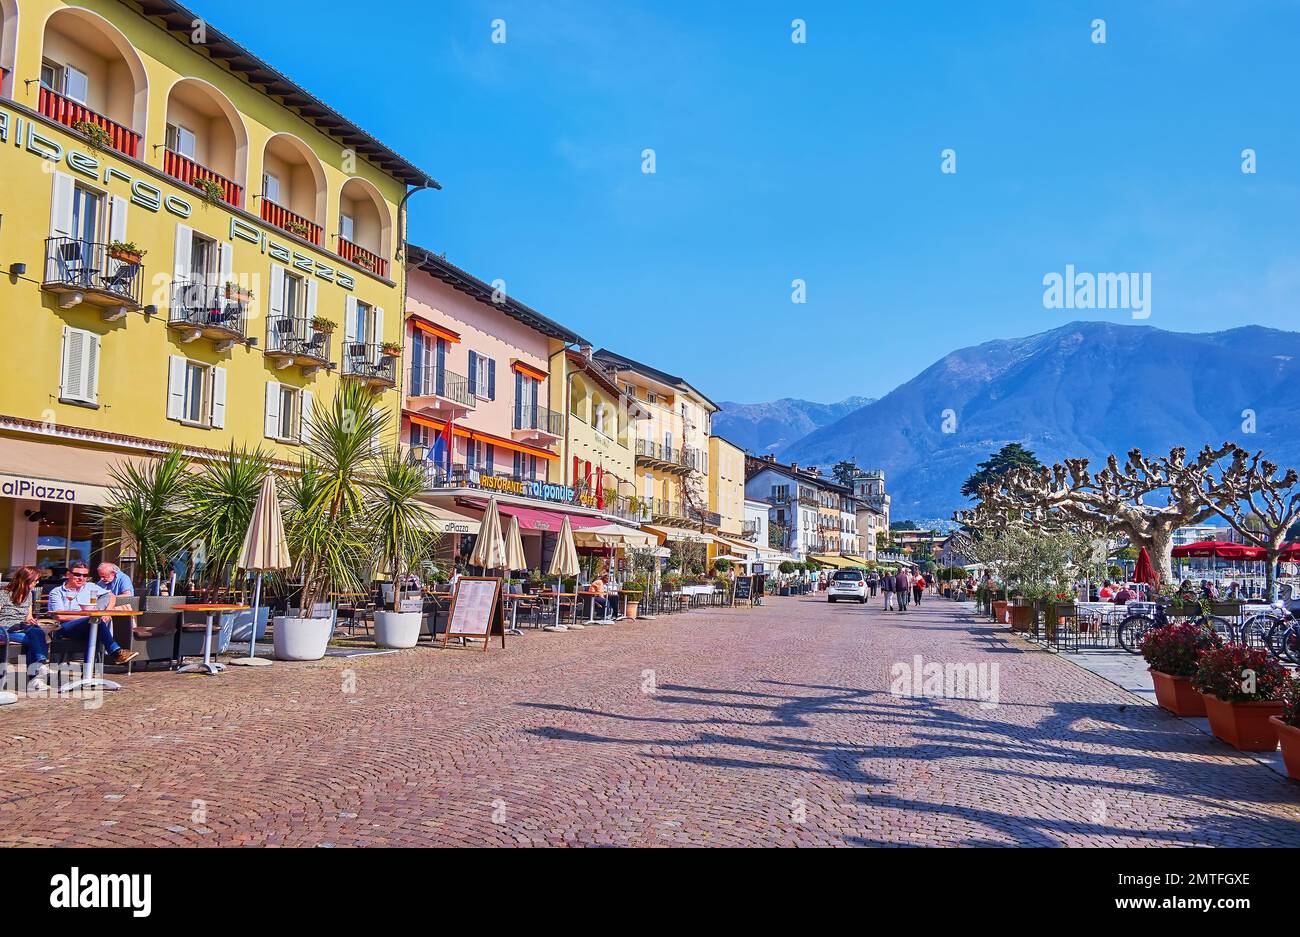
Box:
[733,575,754,606]
[443,577,505,650]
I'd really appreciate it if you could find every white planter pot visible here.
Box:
[373,611,422,649]
[273,616,332,661]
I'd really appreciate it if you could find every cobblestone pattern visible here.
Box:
[2,595,1298,846]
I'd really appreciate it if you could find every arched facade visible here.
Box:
[162,77,249,207]
[260,132,327,244]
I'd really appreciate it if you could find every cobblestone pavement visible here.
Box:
[3,595,1299,847]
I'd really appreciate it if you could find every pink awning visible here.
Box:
[464,500,606,534]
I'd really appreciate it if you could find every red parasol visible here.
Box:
[1133,546,1160,589]
[1171,540,1266,561]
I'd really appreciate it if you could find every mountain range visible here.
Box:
[712,396,874,454]
[731,321,1300,521]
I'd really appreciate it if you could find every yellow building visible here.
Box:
[550,347,648,523]
[708,435,746,540]
[0,0,436,572]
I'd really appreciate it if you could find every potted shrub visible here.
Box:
[662,572,683,593]
[108,240,146,265]
[1192,644,1288,751]
[278,384,385,661]
[225,281,254,303]
[73,119,111,152]
[623,577,647,619]
[196,178,225,204]
[380,341,402,359]
[1268,677,1300,780]
[1140,621,1221,716]
[311,316,337,335]
[285,219,312,239]
[369,452,441,649]
[96,448,190,602]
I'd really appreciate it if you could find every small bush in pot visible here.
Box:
[1192,644,1288,751]
[1270,677,1300,780]
[1140,622,1221,716]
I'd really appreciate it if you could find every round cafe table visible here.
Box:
[51,608,141,694]
[173,605,250,676]
[501,594,532,636]
[537,592,580,631]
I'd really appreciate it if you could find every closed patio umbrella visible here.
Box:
[230,473,291,667]
[469,496,508,571]
[502,514,528,635]
[545,515,579,632]
[1133,546,1160,593]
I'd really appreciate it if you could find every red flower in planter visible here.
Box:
[1282,677,1300,730]
[1192,644,1288,703]
[1140,621,1221,678]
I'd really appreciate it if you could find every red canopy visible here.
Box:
[1171,540,1266,561]
[465,500,606,534]
[1133,546,1160,588]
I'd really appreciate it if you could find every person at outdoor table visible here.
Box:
[96,562,134,597]
[1111,583,1137,605]
[582,575,616,618]
[0,566,52,692]
[1098,580,1115,600]
[1200,579,1218,601]
[46,562,138,665]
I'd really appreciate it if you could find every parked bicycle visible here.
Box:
[1239,601,1300,664]
[1116,598,1233,654]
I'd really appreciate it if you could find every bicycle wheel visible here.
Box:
[1238,614,1278,651]
[1195,615,1236,643]
[1117,614,1155,654]
[1271,622,1300,664]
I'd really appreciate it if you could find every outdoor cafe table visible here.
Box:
[537,592,581,630]
[51,608,140,694]
[172,605,250,676]
[502,594,531,636]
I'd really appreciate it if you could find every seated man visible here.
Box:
[96,562,134,597]
[46,563,138,665]
[581,575,616,619]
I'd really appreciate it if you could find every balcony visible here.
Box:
[635,440,694,475]
[608,496,653,524]
[168,281,247,349]
[260,199,322,246]
[163,150,243,208]
[337,237,388,279]
[264,316,331,373]
[408,366,475,420]
[42,238,144,318]
[39,87,140,159]
[341,342,397,388]
[741,520,760,540]
[512,404,562,446]
[649,498,686,523]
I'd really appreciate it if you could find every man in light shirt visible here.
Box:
[96,562,135,597]
[46,563,138,665]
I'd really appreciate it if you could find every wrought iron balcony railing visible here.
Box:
[43,237,144,308]
[169,280,248,338]
[266,316,331,363]
[341,342,397,385]
[409,366,474,407]
[513,404,562,436]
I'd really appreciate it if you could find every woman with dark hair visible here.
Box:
[0,567,51,692]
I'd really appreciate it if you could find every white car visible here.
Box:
[828,569,867,603]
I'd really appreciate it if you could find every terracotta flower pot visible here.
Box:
[1268,717,1300,780]
[992,600,1008,623]
[1008,604,1034,632]
[1201,693,1283,751]
[1149,669,1206,716]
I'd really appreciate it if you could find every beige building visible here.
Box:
[708,436,747,541]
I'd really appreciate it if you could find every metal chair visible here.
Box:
[101,263,140,299]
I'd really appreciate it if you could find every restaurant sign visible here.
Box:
[0,473,107,505]
[480,474,598,508]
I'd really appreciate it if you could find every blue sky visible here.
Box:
[195,0,1300,403]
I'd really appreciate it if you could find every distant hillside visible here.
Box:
[714,396,874,454]
[780,321,1300,520]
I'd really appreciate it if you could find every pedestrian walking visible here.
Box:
[881,568,895,610]
[912,573,925,606]
[868,573,878,599]
[895,569,911,612]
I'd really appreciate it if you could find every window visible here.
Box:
[263,172,282,204]
[339,212,356,243]
[467,351,496,400]
[167,357,226,427]
[283,270,303,316]
[60,327,100,405]
[42,60,87,103]
[265,382,311,443]
[71,184,102,246]
[647,392,658,406]
[515,371,540,428]
[593,401,608,436]
[166,123,197,160]
[513,451,541,481]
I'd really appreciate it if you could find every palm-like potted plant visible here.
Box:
[97,447,190,603]
[1269,677,1300,780]
[1140,621,1221,716]
[370,451,442,648]
[277,384,383,660]
[1192,644,1288,751]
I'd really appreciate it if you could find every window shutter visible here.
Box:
[344,296,358,346]
[264,382,281,439]
[60,327,83,400]
[305,278,318,321]
[514,371,523,427]
[486,444,495,474]
[218,242,233,292]
[513,451,522,478]
[487,358,496,400]
[300,390,314,443]
[269,266,285,318]
[49,173,75,239]
[109,195,128,245]
[173,225,192,286]
[82,332,100,404]
[211,367,227,428]
[373,307,384,350]
[468,351,478,396]
[166,356,187,420]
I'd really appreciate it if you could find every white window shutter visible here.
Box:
[269,266,285,317]
[218,242,233,290]
[60,327,82,400]
[83,333,100,404]
[300,390,314,443]
[166,356,187,420]
[305,278,318,321]
[50,173,75,239]
[172,225,192,284]
[344,296,358,345]
[373,307,385,348]
[109,196,128,245]
[264,382,281,439]
[211,367,227,428]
